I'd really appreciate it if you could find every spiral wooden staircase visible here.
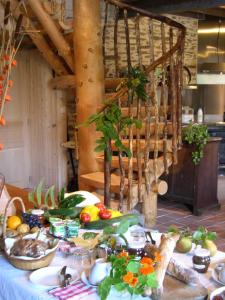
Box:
[9,0,186,227]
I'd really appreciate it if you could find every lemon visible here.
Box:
[80,205,100,222]
[108,209,123,218]
[7,215,22,230]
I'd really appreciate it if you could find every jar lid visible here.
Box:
[128,241,145,249]
[31,209,44,216]
[194,247,210,257]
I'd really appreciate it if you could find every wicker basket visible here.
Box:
[3,197,58,270]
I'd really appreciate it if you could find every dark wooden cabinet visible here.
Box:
[161,138,221,215]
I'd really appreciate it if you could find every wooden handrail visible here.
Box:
[106,0,186,31]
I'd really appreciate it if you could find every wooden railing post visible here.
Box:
[73,0,105,185]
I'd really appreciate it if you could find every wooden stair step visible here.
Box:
[111,138,173,153]
[80,172,128,194]
[97,153,173,171]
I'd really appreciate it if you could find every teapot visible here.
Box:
[215,263,225,283]
[89,258,111,285]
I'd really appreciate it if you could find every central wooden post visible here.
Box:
[73,0,105,185]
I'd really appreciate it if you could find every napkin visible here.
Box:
[48,280,96,300]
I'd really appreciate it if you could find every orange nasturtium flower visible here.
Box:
[0,143,4,150]
[140,264,154,275]
[118,251,129,258]
[123,272,134,284]
[130,277,138,287]
[123,272,138,287]
[140,257,153,265]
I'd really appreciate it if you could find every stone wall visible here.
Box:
[102,10,198,84]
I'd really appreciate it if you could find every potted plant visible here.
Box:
[182,123,210,165]
[98,251,160,300]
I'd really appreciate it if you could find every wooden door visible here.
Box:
[0,52,30,187]
[0,50,67,190]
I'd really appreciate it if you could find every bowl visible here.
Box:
[210,286,225,300]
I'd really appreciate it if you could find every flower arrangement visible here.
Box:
[98,251,161,300]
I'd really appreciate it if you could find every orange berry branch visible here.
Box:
[0,1,23,150]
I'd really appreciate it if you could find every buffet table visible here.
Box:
[0,241,225,300]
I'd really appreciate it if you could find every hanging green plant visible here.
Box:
[182,123,209,165]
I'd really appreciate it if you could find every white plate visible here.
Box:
[29,266,79,288]
[211,268,225,286]
[210,286,225,300]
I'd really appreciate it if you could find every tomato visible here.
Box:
[99,209,112,220]
[80,212,91,223]
[95,203,106,213]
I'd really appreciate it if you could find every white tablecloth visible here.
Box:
[0,242,225,300]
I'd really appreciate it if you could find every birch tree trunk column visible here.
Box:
[73,0,105,183]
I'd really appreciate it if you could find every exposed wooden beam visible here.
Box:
[27,0,74,72]
[49,75,75,89]
[123,0,225,13]
[49,75,123,90]
[10,0,68,75]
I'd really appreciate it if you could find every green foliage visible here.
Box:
[192,226,217,246]
[98,277,113,300]
[78,102,142,160]
[126,67,149,102]
[28,179,56,208]
[182,123,209,165]
[167,225,192,238]
[58,194,85,208]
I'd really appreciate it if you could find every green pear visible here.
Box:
[202,239,217,256]
[176,236,192,253]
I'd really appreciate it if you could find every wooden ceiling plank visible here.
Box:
[10,0,68,76]
[27,0,74,72]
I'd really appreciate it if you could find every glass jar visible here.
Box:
[73,248,95,273]
[192,248,210,273]
[127,227,146,258]
[31,209,45,226]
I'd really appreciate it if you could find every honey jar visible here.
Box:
[192,248,210,273]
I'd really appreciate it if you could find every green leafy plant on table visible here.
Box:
[47,188,85,218]
[28,179,56,209]
[98,251,160,300]
[182,123,209,165]
[28,181,85,218]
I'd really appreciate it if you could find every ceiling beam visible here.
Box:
[123,0,225,13]
[194,8,225,18]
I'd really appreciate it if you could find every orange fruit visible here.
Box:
[7,216,22,230]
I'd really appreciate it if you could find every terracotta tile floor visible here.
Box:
[154,198,225,252]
